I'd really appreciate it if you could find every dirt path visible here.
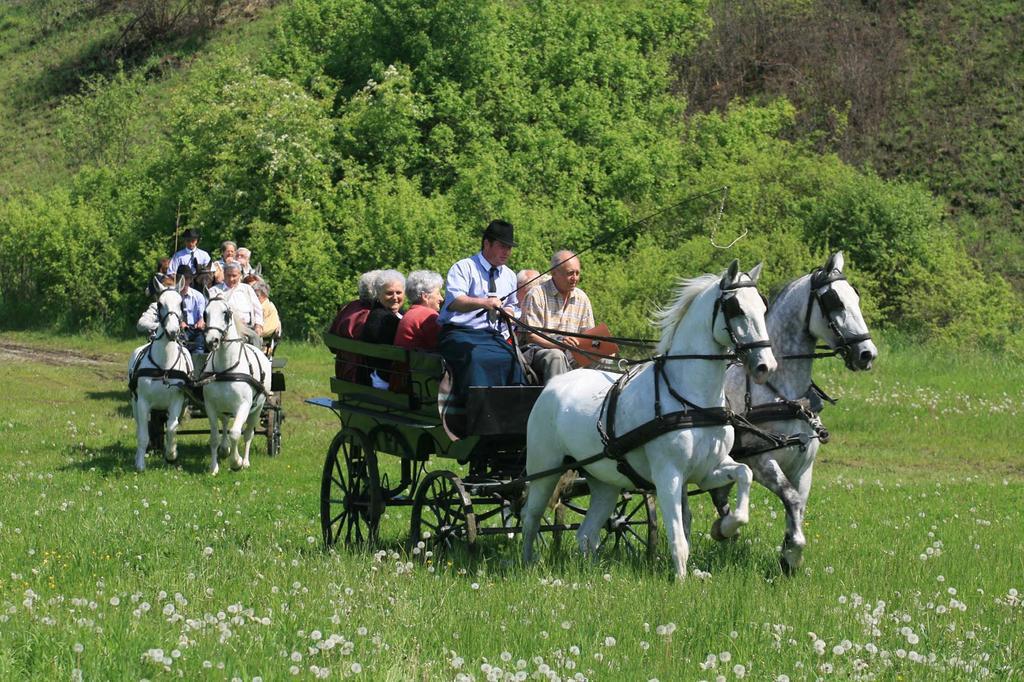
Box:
[0,340,122,369]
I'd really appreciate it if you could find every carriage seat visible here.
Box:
[324,333,443,418]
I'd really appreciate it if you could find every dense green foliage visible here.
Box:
[0,0,1018,349]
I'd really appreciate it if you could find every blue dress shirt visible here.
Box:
[168,247,212,275]
[438,252,519,335]
[181,288,207,326]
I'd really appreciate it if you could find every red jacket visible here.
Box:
[329,300,371,382]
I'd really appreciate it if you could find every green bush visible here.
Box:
[164,63,336,239]
[2,0,1016,350]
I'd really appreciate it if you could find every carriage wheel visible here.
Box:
[599,492,659,559]
[265,407,282,457]
[320,429,381,548]
[409,470,477,553]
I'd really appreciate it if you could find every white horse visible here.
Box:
[128,280,194,471]
[521,261,777,580]
[201,291,272,475]
[718,251,877,574]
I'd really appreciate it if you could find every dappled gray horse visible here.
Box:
[717,252,877,575]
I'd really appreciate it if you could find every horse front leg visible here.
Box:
[164,393,185,463]
[653,475,688,580]
[133,396,149,471]
[577,479,619,556]
[785,454,816,576]
[707,484,734,540]
[521,474,560,564]
[207,410,221,476]
[701,459,752,540]
[227,403,250,471]
[749,455,804,573]
[239,405,261,469]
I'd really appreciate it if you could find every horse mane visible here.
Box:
[652,272,721,355]
[768,275,805,313]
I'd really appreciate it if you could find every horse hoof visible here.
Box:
[210,464,219,476]
[242,459,251,469]
[710,518,740,542]
[780,555,796,577]
[165,452,178,463]
[230,457,243,471]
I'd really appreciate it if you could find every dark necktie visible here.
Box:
[488,266,498,294]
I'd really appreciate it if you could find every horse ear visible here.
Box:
[747,262,764,284]
[254,262,262,277]
[175,276,187,293]
[723,259,740,286]
[828,251,845,273]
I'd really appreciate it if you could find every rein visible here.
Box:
[569,278,772,490]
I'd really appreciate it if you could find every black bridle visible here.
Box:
[711,278,773,361]
[154,289,183,341]
[796,268,872,368]
[202,298,243,351]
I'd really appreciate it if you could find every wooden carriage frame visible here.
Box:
[307,333,659,557]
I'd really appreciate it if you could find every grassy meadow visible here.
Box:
[0,331,1021,681]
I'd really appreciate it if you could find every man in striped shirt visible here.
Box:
[520,250,595,383]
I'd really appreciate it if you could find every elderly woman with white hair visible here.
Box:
[329,269,382,382]
[358,269,406,387]
[252,281,280,340]
[394,270,443,351]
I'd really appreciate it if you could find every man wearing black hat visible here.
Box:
[167,227,212,277]
[437,220,527,409]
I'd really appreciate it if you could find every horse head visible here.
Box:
[203,292,235,352]
[155,280,186,342]
[193,265,216,297]
[714,260,777,384]
[807,252,877,371]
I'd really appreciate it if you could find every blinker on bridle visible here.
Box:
[806,268,873,363]
[155,289,183,338]
[713,278,772,356]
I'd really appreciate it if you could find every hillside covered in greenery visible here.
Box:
[0,0,1020,351]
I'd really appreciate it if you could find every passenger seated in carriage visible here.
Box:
[515,268,543,304]
[212,262,263,348]
[437,220,525,407]
[520,250,596,383]
[237,247,255,278]
[329,269,380,382]
[359,270,406,389]
[394,270,443,352]
[253,280,281,354]
[176,270,208,353]
[212,240,237,284]
[145,257,173,298]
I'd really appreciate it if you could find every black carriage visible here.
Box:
[146,344,286,458]
[307,334,658,556]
